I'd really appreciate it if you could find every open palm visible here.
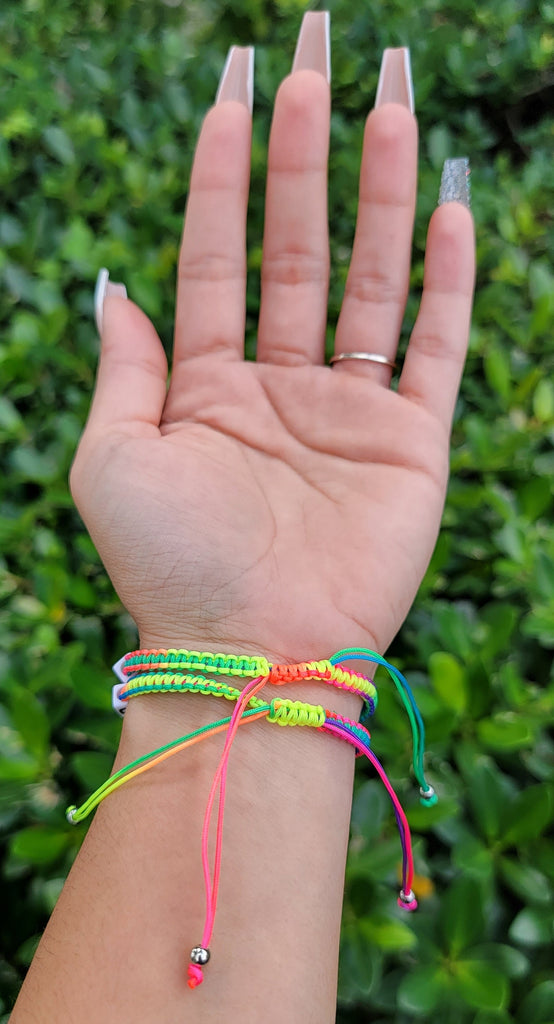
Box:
[70,66,474,662]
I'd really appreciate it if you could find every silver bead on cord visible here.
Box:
[190,946,210,965]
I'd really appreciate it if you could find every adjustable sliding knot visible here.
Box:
[268,659,333,684]
[268,699,326,727]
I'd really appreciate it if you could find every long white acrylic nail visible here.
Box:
[94,267,127,334]
[292,11,331,84]
[216,45,255,114]
[375,47,414,113]
[438,158,471,208]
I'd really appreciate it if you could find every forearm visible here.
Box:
[12,675,362,1024]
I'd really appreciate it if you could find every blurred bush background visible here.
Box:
[1,0,553,1020]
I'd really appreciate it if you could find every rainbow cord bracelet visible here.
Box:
[115,655,378,717]
[67,646,436,990]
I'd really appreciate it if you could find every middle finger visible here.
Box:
[256,12,331,367]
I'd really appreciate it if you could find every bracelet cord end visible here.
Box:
[397,889,418,912]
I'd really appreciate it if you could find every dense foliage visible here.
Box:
[1,0,553,1020]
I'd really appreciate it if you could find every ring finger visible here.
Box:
[333,48,417,382]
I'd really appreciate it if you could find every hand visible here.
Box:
[70,37,475,663]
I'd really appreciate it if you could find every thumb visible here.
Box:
[85,268,168,435]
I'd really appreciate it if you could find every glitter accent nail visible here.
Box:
[438,158,471,208]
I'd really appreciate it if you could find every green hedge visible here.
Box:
[1,0,553,1019]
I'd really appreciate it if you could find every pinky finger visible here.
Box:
[398,161,475,431]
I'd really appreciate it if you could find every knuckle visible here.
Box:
[178,251,244,286]
[411,330,459,362]
[262,250,328,289]
[344,268,403,307]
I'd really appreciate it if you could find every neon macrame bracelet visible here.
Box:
[68,646,435,990]
[114,653,378,719]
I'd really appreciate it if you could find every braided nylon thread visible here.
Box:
[124,649,270,677]
[122,652,376,709]
[70,645,432,988]
[118,673,267,709]
[268,699,326,727]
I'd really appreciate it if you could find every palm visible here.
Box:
[72,82,473,659]
[78,358,446,658]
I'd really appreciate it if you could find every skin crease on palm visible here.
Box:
[70,72,475,669]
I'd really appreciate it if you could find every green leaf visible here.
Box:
[10,688,50,760]
[427,124,453,168]
[477,713,533,751]
[473,1014,513,1024]
[9,826,69,866]
[466,760,508,842]
[452,836,494,881]
[9,445,59,484]
[0,396,24,436]
[350,779,389,842]
[71,751,114,792]
[440,877,485,956]
[499,856,552,905]
[43,126,75,165]
[500,784,553,847]
[454,960,509,1011]
[468,942,530,980]
[397,965,445,1015]
[533,379,554,422]
[337,925,383,1006]
[428,652,468,713]
[69,662,113,711]
[15,935,41,967]
[38,877,65,914]
[509,907,553,947]
[518,980,554,1023]
[484,342,511,403]
[359,914,417,953]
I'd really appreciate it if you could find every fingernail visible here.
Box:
[438,158,471,208]
[292,10,331,84]
[94,268,127,334]
[375,47,414,113]
[216,45,254,114]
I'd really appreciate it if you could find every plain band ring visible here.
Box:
[329,352,397,370]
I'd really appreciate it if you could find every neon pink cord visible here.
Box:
[199,678,268,948]
[322,721,415,893]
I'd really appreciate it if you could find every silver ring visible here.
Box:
[329,352,397,370]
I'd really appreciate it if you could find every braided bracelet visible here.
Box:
[68,646,436,989]
[113,653,378,716]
